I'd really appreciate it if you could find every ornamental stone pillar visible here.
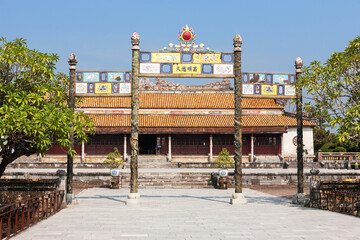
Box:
[231,34,246,205]
[127,32,141,205]
[292,57,306,205]
[295,57,304,193]
[66,53,77,204]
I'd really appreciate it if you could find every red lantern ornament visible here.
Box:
[182,31,192,41]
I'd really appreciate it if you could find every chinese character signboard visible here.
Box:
[75,71,131,95]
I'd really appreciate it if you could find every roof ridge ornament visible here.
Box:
[131,32,140,49]
[295,56,303,72]
[161,25,213,52]
[233,34,242,51]
[68,53,77,65]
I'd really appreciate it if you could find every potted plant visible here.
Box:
[213,148,234,189]
[103,147,124,189]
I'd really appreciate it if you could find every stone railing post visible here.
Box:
[318,149,322,162]
[309,168,320,208]
[56,170,67,204]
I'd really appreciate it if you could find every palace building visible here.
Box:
[47,80,316,162]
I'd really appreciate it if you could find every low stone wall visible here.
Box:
[4,170,360,188]
[7,161,360,170]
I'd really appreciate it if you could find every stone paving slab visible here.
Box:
[12,188,360,240]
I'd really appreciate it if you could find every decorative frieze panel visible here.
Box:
[75,71,131,95]
[242,73,296,97]
[139,52,234,77]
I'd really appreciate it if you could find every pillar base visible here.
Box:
[66,193,75,205]
[230,193,247,205]
[292,193,307,205]
[126,193,141,205]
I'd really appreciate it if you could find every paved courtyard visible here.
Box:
[13,188,360,240]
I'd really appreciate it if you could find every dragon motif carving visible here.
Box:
[139,78,232,91]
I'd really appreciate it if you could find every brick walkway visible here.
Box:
[13,188,360,240]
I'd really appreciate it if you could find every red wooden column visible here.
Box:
[168,134,172,161]
[209,134,213,162]
[250,134,254,162]
[81,141,85,163]
[123,134,127,161]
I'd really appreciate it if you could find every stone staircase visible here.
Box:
[120,171,214,189]
[124,155,177,168]
[254,155,281,163]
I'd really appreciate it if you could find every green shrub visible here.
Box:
[332,147,347,152]
[103,147,124,168]
[320,143,337,152]
[214,148,234,169]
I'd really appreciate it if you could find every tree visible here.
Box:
[313,127,335,153]
[299,36,360,148]
[0,37,95,178]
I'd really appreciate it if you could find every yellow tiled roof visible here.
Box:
[89,114,316,128]
[78,94,283,109]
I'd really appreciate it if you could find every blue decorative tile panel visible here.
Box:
[277,85,285,95]
[266,74,273,84]
[181,53,193,63]
[100,72,107,82]
[221,53,233,63]
[125,72,131,82]
[76,72,83,82]
[112,83,119,93]
[88,83,95,93]
[161,63,173,74]
[289,75,295,84]
[201,64,213,74]
[243,73,249,83]
[140,52,151,62]
[254,84,261,95]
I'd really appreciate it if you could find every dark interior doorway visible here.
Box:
[139,134,156,154]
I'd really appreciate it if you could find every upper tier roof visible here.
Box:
[77,93,284,109]
[89,114,316,128]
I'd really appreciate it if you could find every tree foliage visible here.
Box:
[313,127,335,153]
[0,37,95,177]
[299,36,360,148]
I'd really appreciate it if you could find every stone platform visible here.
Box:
[12,188,360,240]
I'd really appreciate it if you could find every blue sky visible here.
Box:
[1,0,360,85]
